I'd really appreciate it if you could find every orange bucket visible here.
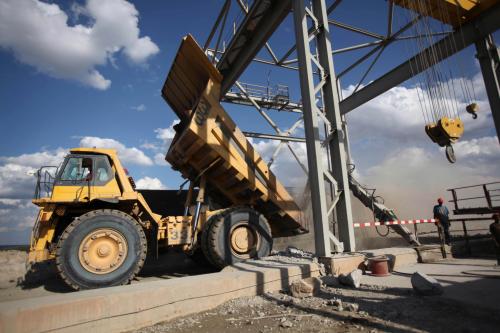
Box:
[368,256,391,277]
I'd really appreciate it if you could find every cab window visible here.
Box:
[60,157,93,181]
[94,156,113,185]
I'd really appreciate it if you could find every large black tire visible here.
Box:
[55,209,147,290]
[202,207,272,269]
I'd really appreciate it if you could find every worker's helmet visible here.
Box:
[437,198,444,204]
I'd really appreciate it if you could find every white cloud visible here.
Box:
[131,104,146,112]
[140,142,157,150]
[135,176,166,190]
[0,149,67,168]
[124,36,159,63]
[0,199,22,206]
[0,0,159,90]
[154,153,168,166]
[150,120,179,165]
[0,149,65,237]
[454,136,500,159]
[155,121,177,144]
[0,163,37,198]
[79,136,153,166]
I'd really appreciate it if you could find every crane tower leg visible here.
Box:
[293,0,356,255]
[475,34,500,142]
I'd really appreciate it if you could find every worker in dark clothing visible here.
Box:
[433,197,451,245]
[490,213,500,265]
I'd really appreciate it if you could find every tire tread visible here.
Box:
[55,209,147,290]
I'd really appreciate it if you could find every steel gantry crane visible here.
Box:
[201,0,500,255]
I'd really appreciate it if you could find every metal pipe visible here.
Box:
[352,45,386,93]
[328,19,385,40]
[387,1,394,37]
[190,176,206,247]
[243,131,306,142]
[212,0,231,64]
[203,0,231,51]
[184,181,194,216]
[332,41,383,55]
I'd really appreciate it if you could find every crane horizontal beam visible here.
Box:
[339,3,500,115]
[217,0,291,97]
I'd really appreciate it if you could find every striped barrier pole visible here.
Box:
[353,219,436,228]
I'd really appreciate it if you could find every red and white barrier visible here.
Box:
[353,219,436,228]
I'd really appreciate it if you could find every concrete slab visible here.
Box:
[0,259,320,333]
[361,258,500,314]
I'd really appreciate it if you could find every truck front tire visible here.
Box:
[55,209,147,290]
[202,207,272,269]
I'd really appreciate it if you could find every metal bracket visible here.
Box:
[321,128,338,147]
[328,231,344,253]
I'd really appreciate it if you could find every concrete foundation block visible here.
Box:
[0,260,320,333]
[416,245,453,263]
[319,253,365,276]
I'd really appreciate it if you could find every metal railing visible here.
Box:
[228,82,290,105]
[448,181,500,215]
[413,217,496,257]
[448,217,496,256]
[34,166,58,199]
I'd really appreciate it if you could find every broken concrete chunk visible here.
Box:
[338,269,363,288]
[345,302,359,312]
[280,320,293,328]
[286,246,314,259]
[320,275,339,287]
[326,298,343,311]
[290,279,313,298]
[411,272,443,296]
[290,277,321,298]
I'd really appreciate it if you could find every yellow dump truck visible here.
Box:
[28,35,307,290]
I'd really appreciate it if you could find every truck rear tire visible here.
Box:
[202,207,272,269]
[55,209,147,290]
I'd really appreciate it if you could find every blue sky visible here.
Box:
[0,0,499,245]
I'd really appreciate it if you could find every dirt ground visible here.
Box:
[0,250,27,289]
[0,249,215,302]
[132,281,500,333]
[2,248,500,333]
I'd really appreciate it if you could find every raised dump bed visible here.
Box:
[162,35,306,237]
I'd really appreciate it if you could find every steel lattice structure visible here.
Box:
[202,0,500,254]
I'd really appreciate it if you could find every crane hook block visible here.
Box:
[466,103,479,119]
[425,117,464,147]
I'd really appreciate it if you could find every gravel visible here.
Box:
[131,279,500,333]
